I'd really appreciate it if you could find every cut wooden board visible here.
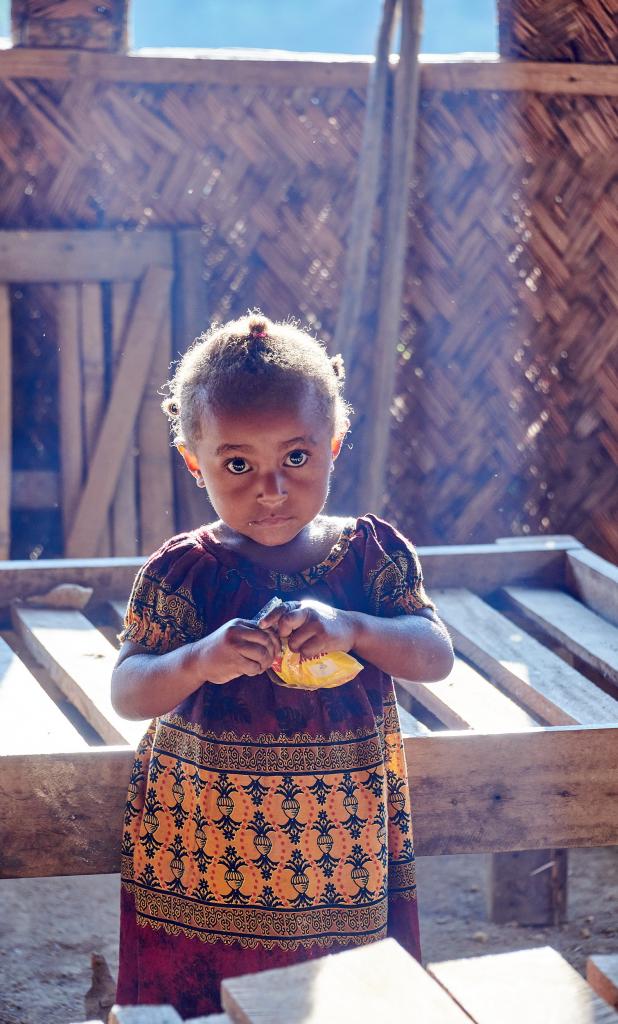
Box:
[397,657,538,732]
[0,634,86,753]
[10,604,148,746]
[0,230,173,282]
[221,938,470,1024]
[587,955,618,1010]
[434,589,618,725]
[0,558,142,611]
[428,946,618,1024]
[66,265,174,557]
[0,284,10,558]
[3,724,617,877]
[505,586,618,684]
[567,549,618,628]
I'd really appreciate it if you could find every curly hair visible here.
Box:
[162,311,351,450]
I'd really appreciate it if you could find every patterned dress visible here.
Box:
[116,513,434,1016]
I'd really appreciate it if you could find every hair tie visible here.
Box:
[251,331,268,339]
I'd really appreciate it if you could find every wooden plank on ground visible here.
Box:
[110,282,139,557]
[0,634,86,753]
[221,938,470,1024]
[428,946,618,1024]
[1,724,617,877]
[57,284,83,544]
[138,299,174,553]
[397,657,538,732]
[505,586,618,685]
[434,589,618,725]
[567,549,618,628]
[587,955,618,1010]
[66,265,173,557]
[0,284,10,558]
[0,230,173,282]
[10,604,147,746]
[109,1009,183,1024]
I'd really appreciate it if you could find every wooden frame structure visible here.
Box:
[1,535,616,879]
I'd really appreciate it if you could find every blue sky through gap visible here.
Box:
[0,1,497,54]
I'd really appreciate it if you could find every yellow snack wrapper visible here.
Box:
[253,595,363,690]
[269,642,363,690]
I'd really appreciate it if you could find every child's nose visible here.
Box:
[257,471,287,505]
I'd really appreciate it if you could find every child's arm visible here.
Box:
[278,602,453,683]
[111,607,283,720]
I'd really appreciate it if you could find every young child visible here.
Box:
[112,312,454,1016]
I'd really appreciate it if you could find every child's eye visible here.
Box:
[284,449,309,467]
[225,457,251,475]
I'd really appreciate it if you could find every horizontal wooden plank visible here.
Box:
[397,657,538,732]
[222,938,469,1024]
[0,633,86,753]
[1,724,616,877]
[434,589,618,725]
[495,534,582,549]
[0,544,572,611]
[505,587,618,685]
[567,549,618,628]
[10,604,147,746]
[0,49,618,96]
[428,947,618,1024]
[0,557,141,609]
[0,230,173,282]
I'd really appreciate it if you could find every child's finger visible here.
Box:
[277,606,310,638]
[286,621,320,653]
[257,601,301,632]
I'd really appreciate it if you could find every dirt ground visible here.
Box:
[1,846,616,1024]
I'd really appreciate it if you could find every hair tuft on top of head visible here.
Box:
[247,316,269,340]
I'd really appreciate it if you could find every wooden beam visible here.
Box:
[587,955,618,1011]
[110,281,139,557]
[0,542,573,611]
[428,947,618,1024]
[1,724,616,877]
[0,284,10,559]
[397,656,538,732]
[10,604,148,746]
[504,586,618,686]
[0,557,142,610]
[0,49,617,97]
[66,265,174,557]
[0,230,173,283]
[57,284,83,544]
[566,549,618,628]
[0,633,86,753]
[361,0,423,512]
[137,301,174,554]
[434,588,618,725]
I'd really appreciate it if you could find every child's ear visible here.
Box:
[177,444,206,487]
[331,419,350,461]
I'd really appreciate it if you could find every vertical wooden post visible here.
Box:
[488,849,568,925]
[360,0,423,512]
[174,229,211,533]
[110,282,139,557]
[332,0,399,372]
[57,284,83,547]
[0,285,11,559]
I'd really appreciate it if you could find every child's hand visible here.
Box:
[195,616,282,684]
[277,600,357,659]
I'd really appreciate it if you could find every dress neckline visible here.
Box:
[196,517,358,591]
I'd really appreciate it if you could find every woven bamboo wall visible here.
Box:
[2,57,617,560]
[498,0,618,63]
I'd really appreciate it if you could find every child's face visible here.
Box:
[179,392,342,547]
